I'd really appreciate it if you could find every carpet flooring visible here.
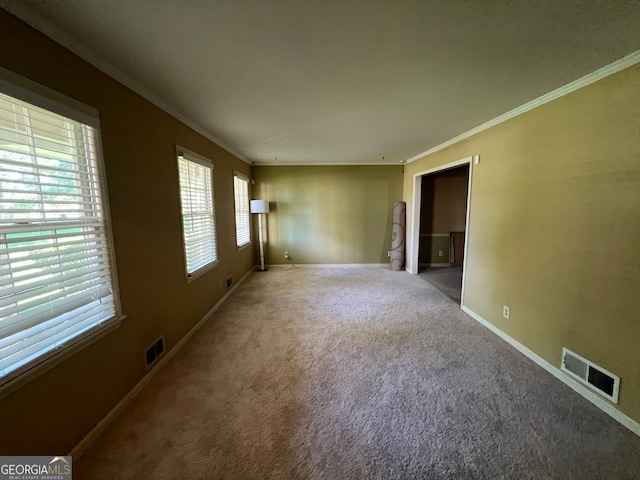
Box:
[418,267,463,303]
[75,267,640,479]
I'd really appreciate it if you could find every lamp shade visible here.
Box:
[250,199,269,214]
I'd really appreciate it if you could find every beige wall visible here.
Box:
[253,165,403,264]
[404,63,640,423]
[420,166,469,234]
[418,235,451,265]
[419,166,469,264]
[0,11,254,454]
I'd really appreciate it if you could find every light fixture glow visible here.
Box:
[251,199,269,271]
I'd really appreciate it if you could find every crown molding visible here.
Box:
[2,4,251,165]
[6,5,638,169]
[404,49,640,164]
[251,161,400,167]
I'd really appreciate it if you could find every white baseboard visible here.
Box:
[265,263,389,268]
[461,305,640,437]
[69,266,256,458]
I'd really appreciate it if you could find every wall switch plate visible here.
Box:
[284,251,289,259]
[387,251,391,257]
[503,305,510,319]
[439,250,443,257]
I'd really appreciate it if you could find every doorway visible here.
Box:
[408,156,475,306]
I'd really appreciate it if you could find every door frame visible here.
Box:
[407,155,477,307]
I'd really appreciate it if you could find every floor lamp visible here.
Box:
[250,199,269,271]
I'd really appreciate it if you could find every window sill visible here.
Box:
[186,260,219,283]
[237,242,252,253]
[0,314,126,401]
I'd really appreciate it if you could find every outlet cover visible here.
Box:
[503,306,510,319]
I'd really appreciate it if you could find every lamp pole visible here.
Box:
[250,199,269,271]
[257,211,266,271]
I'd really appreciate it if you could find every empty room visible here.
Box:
[0,2,639,479]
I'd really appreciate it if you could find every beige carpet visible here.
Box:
[75,267,640,479]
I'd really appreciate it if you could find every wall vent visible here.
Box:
[561,348,619,403]
[145,336,165,367]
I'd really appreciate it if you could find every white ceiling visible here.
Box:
[2,1,639,165]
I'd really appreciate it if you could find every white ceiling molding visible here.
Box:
[251,160,400,167]
[404,49,640,164]
[3,2,639,167]
[2,3,251,165]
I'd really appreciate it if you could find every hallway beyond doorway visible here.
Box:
[419,267,463,304]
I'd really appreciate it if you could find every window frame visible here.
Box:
[0,68,124,398]
[176,146,218,282]
[233,171,251,250]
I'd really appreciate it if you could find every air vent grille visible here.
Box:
[146,337,165,367]
[561,348,619,403]
[564,352,588,378]
[588,367,615,397]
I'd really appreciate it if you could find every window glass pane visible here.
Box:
[233,174,250,247]
[0,91,118,384]
[178,153,217,276]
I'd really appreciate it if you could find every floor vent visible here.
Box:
[145,337,165,367]
[561,348,619,403]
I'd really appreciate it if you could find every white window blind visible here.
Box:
[233,173,250,248]
[177,151,217,277]
[0,90,119,384]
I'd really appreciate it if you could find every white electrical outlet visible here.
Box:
[438,250,443,257]
[503,305,510,319]
[284,251,289,259]
[387,251,391,257]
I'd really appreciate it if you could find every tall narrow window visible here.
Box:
[177,149,217,278]
[233,172,250,248]
[0,87,120,386]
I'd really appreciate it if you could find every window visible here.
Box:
[177,149,217,278]
[233,172,250,248]
[0,86,120,386]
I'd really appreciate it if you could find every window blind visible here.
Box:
[233,173,250,248]
[178,152,217,276]
[0,91,119,383]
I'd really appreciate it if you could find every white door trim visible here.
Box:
[408,155,477,306]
